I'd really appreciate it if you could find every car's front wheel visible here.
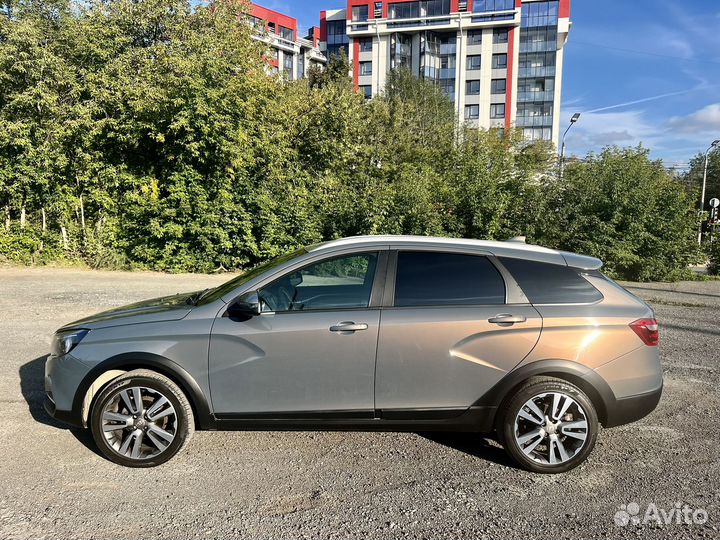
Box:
[497,377,598,473]
[89,370,194,467]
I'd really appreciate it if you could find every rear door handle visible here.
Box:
[488,314,527,325]
[330,321,369,332]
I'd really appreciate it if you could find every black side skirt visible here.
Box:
[212,406,496,433]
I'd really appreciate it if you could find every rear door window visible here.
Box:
[499,258,603,304]
[394,251,505,307]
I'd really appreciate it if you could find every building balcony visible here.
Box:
[519,41,558,53]
[517,90,555,102]
[515,116,554,127]
[347,10,521,37]
[518,66,556,78]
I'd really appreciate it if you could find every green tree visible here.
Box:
[538,146,699,281]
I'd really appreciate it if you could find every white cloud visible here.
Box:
[667,104,720,134]
[563,109,658,151]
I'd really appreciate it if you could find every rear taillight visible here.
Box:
[630,318,659,346]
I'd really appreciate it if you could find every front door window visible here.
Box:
[259,253,378,312]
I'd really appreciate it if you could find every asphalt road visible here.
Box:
[1,267,718,539]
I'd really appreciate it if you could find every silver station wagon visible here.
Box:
[45,236,662,472]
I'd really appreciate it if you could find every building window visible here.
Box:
[467,30,482,45]
[523,127,552,141]
[389,1,420,19]
[466,54,481,70]
[422,0,451,17]
[465,105,480,120]
[283,54,293,78]
[267,22,276,34]
[352,4,369,30]
[359,61,373,75]
[493,28,509,43]
[466,80,481,95]
[359,37,373,52]
[492,53,507,68]
[248,15,263,30]
[391,33,413,69]
[491,78,506,94]
[521,0,559,28]
[520,27,558,53]
[490,103,506,118]
[472,0,515,21]
[474,0,514,10]
[352,5,369,21]
[326,20,349,58]
[359,85,373,99]
[279,26,294,41]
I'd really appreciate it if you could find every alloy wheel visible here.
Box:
[100,386,178,460]
[513,391,589,465]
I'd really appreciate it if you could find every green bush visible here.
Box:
[707,242,720,276]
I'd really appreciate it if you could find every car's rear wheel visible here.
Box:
[90,370,194,467]
[497,377,598,473]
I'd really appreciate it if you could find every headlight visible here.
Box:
[51,329,89,357]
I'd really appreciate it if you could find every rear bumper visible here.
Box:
[603,382,663,428]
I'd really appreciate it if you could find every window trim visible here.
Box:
[383,248,518,308]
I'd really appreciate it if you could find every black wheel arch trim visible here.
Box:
[473,359,617,427]
[71,353,215,430]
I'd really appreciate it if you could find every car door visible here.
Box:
[209,249,386,416]
[375,249,542,412]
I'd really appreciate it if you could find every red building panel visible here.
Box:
[250,4,298,41]
[505,25,515,130]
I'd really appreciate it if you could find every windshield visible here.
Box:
[198,247,308,305]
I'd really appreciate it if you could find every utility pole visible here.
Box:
[698,139,720,244]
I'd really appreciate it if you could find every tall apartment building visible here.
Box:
[248,4,326,81]
[319,0,570,145]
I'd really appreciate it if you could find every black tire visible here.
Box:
[89,369,194,467]
[497,376,598,473]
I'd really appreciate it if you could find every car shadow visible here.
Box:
[19,355,103,458]
[417,432,517,469]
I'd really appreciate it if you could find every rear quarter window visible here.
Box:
[499,257,603,304]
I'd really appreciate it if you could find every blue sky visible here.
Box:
[258,0,720,166]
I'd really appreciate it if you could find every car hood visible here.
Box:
[59,292,199,330]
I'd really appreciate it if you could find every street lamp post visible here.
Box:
[559,112,581,181]
[698,139,720,244]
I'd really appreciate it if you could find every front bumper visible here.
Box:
[43,394,83,427]
[44,353,92,428]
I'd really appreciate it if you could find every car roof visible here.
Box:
[309,235,602,270]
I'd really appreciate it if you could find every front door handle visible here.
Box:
[488,314,527,325]
[330,321,369,332]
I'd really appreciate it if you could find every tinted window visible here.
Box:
[394,252,505,307]
[259,253,378,312]
[499,258,603,304]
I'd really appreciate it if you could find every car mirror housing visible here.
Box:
[225,292,261,320]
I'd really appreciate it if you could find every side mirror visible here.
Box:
[225,291,261,320]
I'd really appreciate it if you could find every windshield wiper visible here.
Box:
[186,288,211,306]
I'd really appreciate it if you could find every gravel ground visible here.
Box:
[0,267,718,539]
